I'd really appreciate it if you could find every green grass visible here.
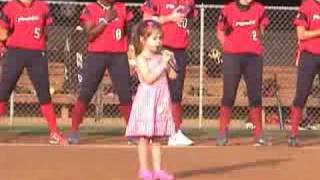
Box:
[1,125,320,140]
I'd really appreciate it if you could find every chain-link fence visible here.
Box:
[1,1,319,131]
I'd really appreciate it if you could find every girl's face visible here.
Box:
[239,0,254,6]
[143,29,162,53]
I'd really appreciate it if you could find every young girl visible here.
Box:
[141,0,197,147]
[125,20,176,180]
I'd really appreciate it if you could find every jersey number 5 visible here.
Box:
[33,27,41,39]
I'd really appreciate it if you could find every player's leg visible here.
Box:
[167,49,193,146]
[0,48,26,116]
[243,54,267,146]
[68,53,107,144]
[107,53,132,125]
[289,51,318,146]
[217,53,242,146]
[26,50,67,145]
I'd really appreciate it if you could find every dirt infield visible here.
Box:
[1,119,320,180]
[0,144,320,180]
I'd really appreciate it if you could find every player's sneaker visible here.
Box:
[68,131,80,145]
[216,133,228,146]
[49,132,68,145]
[288,136,300,147]
[168,130,193,146]
[254,136,271,146]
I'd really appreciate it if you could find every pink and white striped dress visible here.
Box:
[125,56,175,138]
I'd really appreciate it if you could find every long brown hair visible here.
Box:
[131,20,162,55]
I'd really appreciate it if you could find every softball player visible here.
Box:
[216,0,269,146]
[0,0,67,145]
[289,0,320,147]
[68,0,133,144]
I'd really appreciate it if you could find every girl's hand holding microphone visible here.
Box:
[161,50,177,80]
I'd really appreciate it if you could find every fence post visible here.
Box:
[198,4,205,129]
[9,93,14,127]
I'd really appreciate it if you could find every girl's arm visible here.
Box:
[167,68,177,80]
[136,56,168,84]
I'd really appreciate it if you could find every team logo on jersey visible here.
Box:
[312,14,320,21]
[165,4,176,9]
[98,18,107,24]
[235,20,256,27]
[17,15,40,23]
[98,17,119,24]
[177,5,191,15]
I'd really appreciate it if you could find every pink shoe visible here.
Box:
[138,170,154,180]
[153,170,175,180]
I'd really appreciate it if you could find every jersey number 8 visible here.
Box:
[115,28,122,40]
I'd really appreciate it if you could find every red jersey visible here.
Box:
[80,2,133,53]
[216,1,269,55]
[0,0,52,50]
[294,0,320,55]
[141,0,197,49]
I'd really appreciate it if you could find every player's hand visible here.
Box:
[105,9,117,22]
[0,26,8,41]
[169,7,185,23]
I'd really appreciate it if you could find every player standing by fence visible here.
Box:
[289,0,320,147]
[141,0,197,146]
[215,0,269,146]
[68,0,133,144]
[0,0,67,145]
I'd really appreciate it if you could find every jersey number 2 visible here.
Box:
[251,30,258,41]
